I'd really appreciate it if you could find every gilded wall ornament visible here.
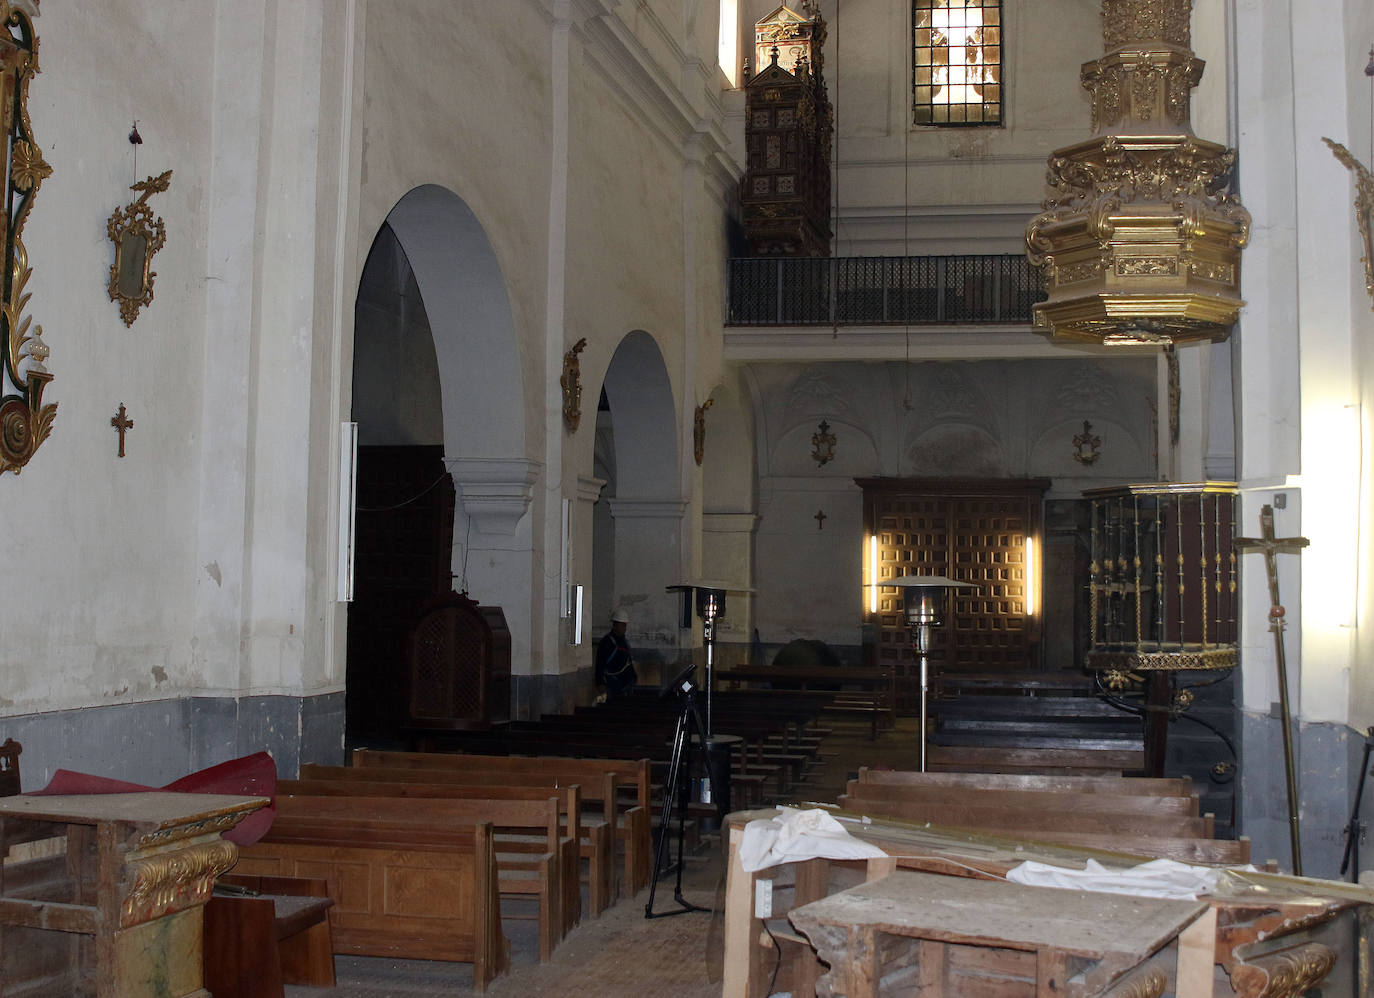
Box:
[1072,420,1101,465]
[811,419,836,466]
[0,3,53,476]
[107,169,172,326]
[693,397,713,466]
[1324,138,1374,308]
[560,337,587,432]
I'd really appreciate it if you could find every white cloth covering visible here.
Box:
[737,806,888,872]
[1005,857,1231,900]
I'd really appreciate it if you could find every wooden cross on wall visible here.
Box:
[111,403,133,458]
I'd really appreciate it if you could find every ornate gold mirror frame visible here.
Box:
[1325,138,1374,309]
[0,1,53,475]
[107,168,171,326]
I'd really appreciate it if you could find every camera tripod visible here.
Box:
[645,666,716,919]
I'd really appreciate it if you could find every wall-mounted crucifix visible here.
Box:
[815,509,826,530]
[111,403,133,457]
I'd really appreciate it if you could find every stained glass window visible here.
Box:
[912,0,1002,126]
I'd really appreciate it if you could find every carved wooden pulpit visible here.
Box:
[0,791,267,997]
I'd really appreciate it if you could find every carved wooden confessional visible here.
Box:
[406,590,511,731]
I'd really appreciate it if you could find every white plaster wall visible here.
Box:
[1,2,215,712]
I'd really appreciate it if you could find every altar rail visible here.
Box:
[726,255,1044,326]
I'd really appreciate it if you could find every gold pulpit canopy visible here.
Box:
[1025,0,1250,346]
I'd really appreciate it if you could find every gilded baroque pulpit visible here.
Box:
[0,791,267,997]
[740,4,832,257]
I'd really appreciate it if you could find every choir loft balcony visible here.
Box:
[723,254,1117,363]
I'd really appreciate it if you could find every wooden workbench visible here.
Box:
[788,869,1211,997]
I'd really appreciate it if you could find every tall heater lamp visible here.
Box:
[886,575,976,771]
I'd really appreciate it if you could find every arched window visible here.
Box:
[912,0,1002,125]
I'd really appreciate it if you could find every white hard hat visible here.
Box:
[611,607,630,623]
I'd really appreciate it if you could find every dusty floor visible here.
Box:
[284,716,919,997]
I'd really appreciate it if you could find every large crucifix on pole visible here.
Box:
[1235,504,1309,876]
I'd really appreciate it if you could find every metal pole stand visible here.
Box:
[645,679,712,919]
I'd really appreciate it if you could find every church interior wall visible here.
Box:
[741,358,1158,664]
[7,0,1374,883]
[1,1,216,721]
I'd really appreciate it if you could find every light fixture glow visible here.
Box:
[336,421,358,603]
[1025,536,1037,617]
[868,534,879,613]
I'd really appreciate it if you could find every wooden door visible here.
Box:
[861,479,1048,711]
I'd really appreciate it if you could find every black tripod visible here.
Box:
[1340,726,1374,881]
[645,668,713,918]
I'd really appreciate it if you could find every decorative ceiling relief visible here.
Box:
[1054,364,1120,412]
[926,366,984,419]
[906,425,1007,478]
[785,367,850,418]
[0,2,54,475]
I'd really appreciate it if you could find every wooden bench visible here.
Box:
[351,750,653,898]
[280,792,574,961]
[235,812,508,989]
[837,780,1246,866]
[203,874,335,998]
[287,770,611,918]
[854,767,1195,797]
[926,744,1146,775]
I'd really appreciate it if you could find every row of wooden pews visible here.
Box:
[230,749,659,991]
[840,768,1250,866]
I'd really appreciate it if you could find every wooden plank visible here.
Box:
[843,780,1200,816]
[855,767,1195,796]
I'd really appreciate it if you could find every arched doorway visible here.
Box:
[347,186,527,740]
[590,331,680,677]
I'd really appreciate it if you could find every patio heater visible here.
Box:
[887,575,975,771]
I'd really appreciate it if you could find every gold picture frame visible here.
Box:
[1325,138,1374,309]
[106,169,171,326]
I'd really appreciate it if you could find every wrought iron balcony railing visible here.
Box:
[726,255,1045,326]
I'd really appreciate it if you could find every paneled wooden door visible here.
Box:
[860,478,1049,712]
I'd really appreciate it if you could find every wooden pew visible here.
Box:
[841,778,1202,817]
[203,874,336,998]
[272,793,572,962]
[235,814,508,991]
[287,770,611,918]
[837,777,1248,866]
[854,767,1195,797]
[926,744,1146,775]
[352,749,654,897]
